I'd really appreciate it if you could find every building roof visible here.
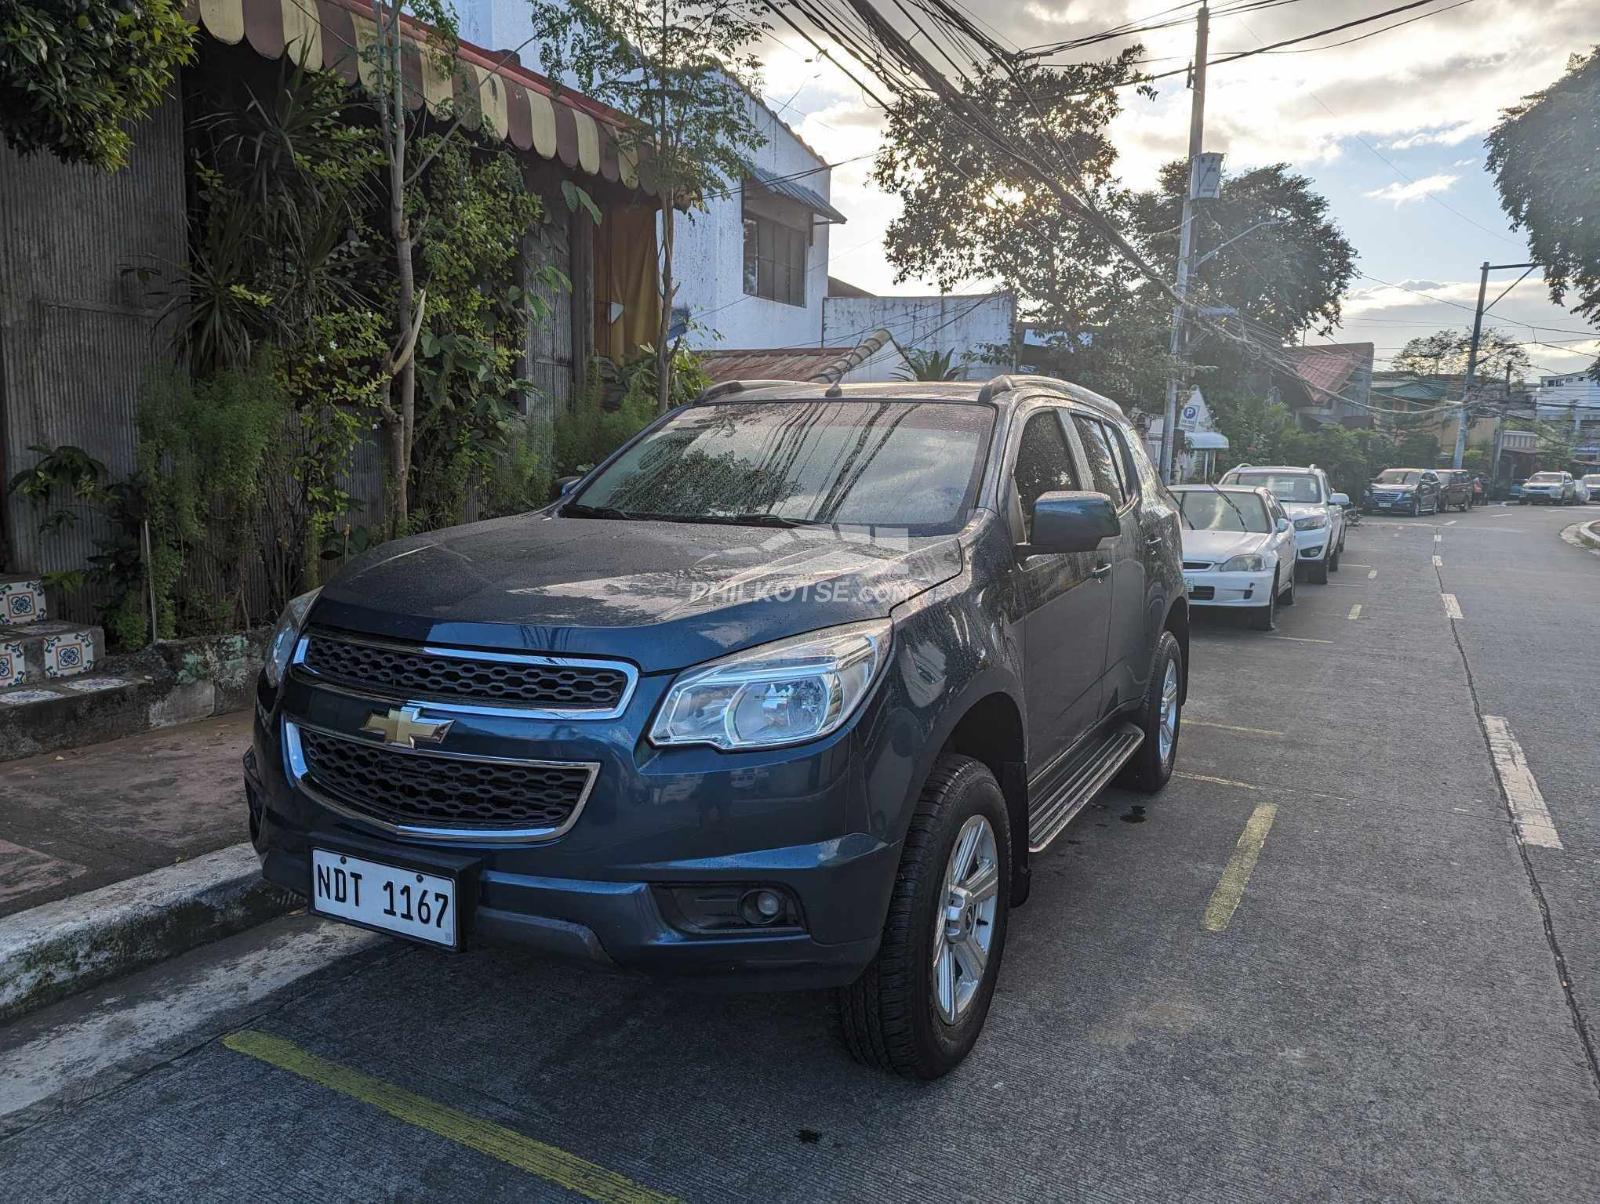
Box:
[1282,342,1375,401]
[746,165,847,223]
[190,0,646,190]
[699,329,901,386]
[827,276,875,298]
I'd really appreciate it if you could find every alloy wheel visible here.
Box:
[932,815,1000,1025]
[1158,658,1181,761]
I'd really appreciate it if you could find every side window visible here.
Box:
[1105,422,1138,500]
[1011,411,1081,541]
[1071,415,1126,508]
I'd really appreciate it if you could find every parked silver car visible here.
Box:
[1519,471,1578,505]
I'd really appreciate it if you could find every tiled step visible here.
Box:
[0,621,101,687]
[0,577,46,626]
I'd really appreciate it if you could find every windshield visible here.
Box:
[1376,470,1423,484]
[1529,472,1563,482]
[568,400,995,533]
[1584,476,1600,486]
[1177,490,1270,533]
[1228,471,1323,503]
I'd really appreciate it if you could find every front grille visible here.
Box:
[297,726,594,833]
[1182,560,1213,571]
[301,633,630,712]
[1187,585,1215,600]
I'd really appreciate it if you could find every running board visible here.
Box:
[1027,722,1146,854]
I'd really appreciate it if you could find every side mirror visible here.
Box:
[1276,517,1291,533]
[1330,492,1350,508]
[1025,491,1120,555]
[550,475,581,502]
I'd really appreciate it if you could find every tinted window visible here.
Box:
[1230,471,1324,502]
[1012,411,1081,541]
[573,400,994,533]
[1072,416,1125,507]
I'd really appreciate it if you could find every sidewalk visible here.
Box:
[0,711,252,919]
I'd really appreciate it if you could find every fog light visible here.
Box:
[750,889,783,921]
[659,884,802,933]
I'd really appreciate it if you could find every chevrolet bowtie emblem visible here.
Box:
[361,705,454,749]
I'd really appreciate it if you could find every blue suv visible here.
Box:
[244,376,1190,1078]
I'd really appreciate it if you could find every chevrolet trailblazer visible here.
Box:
[245,376,1191,1079]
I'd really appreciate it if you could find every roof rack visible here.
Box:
[699,379,807,400]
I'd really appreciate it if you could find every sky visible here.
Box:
[755,0,1599,377]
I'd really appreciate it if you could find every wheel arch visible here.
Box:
[1163,596,1190,704]
[940,690,1030,907]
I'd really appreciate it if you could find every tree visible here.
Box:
[1130,162,1358,342]
[1390,328,1531,386]
[527,0,767,411]
[874,52,1167,402]
[0,0,195,170]
[1487,46,1600,352]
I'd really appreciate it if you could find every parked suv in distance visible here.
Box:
[1520,471,1578,504]
[245,376,1191,1079]
[1365,468,1443,517]
[1217,464,1347,584]
[1437,469,1475,512]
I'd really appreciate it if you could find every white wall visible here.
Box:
[453,0,830,352]
[822,294,1015,380]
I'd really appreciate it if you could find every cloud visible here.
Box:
[1364,174,1459,206]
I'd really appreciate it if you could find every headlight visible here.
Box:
[650,619,891,750]
[1293,514,1328,531]
[1219,553,1268,572]
[263,589,320,689]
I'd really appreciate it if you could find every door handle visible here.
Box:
[1144,533,1163,547]
[1090,562,1111,579]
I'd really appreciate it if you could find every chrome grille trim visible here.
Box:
[292,632,638,720]
[283,720,599,843]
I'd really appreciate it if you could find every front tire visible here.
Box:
[1116,630,1183,793]
[1250,578,1278,631]
[1281,574,1296,606]
[836,755,1010,1080]
[1307,554,1329,584]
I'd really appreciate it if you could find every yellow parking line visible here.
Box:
[1176,771,1259,790]
[222,1031,679,1204]
[1347,604,1362,620]
[1185,720,1285,737]
[1202,803,1279,933]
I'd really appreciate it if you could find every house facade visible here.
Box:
[455,0,841,351]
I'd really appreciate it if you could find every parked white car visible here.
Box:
[1520,471,1578,504]
[1578,475,1599,503]
[1173,485,1298,631]
[1217,464,1347,584]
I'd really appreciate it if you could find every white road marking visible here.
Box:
[1266,635,1335,645]
[1442,593,1463,619]
[1445,519,1458,526]
[1185,720,1286,737]
[1367,569,1377,579]
[1347,604,1362,620]
[1481,716,1563,849]
[1434,533,1443,544]
[1343,563,1374,568]
[1432,555,1443,567]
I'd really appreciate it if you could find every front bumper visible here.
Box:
[1183,568,1274,608]
[1294,529,1329,560]
[245,672,909,990]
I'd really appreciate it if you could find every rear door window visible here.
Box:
[1071,416,1127,508]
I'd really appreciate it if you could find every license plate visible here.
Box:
[311,849,458,948]
[1378,501,1392,508]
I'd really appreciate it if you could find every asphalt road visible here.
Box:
[2,502,1598,1202]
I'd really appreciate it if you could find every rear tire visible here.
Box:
[1116,630,1183,793]
[836,755,1010,1080]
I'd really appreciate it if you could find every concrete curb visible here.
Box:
[0,844,297,1024]
[1577,521,1600,551]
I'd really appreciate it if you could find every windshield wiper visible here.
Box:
[686,513,824,529]
[561,503,642,520]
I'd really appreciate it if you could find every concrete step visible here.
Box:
[0,576,47,626]
[0,621,100,687]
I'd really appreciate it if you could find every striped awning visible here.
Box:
[187,0,643,189]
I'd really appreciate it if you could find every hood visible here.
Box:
[312,512,965,672]
[1181,529,1269,563]
[1370,482,1415,493]
[1280,500,1328,517]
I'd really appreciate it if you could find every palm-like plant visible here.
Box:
[896,347,964,381]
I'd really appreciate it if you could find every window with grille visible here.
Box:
[742,212,809,307]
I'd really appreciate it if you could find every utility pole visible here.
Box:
[1159,1,1208,483]
[1453,259,1537,468]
